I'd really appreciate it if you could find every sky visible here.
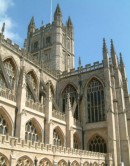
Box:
[0,0,130,92]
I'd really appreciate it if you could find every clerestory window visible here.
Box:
[25,121,38,142]
[88,135,107,153]
[87,78,105,123]
[53,129,62,146]
[62,84,77,113]
[4,60,15,89]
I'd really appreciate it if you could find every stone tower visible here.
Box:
[24,4,74,73]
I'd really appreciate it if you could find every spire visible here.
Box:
[28,16,35,33]
[120,52,124,66]
[103,38,109,68]
[54,4,62,15]
[1,22,5,34]
[110,39,118,68]
[67,16,73,27]
[54,4,62,26]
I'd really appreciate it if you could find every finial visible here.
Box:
[111,39,115,54]
[55,4,62,15]
[1,22,5,34]
[103,38,108,53]
[120,52,124,66]
[78,56,81,68]
[67,16,73,27]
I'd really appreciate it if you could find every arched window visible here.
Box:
[16,156,33,166]
[39,158,52,166]
[88,135,107,153]
[87,78,105,123]
[0,153,9,166]
[26,72,37,101]
[83,162,90,166]
[53,128,64,146]
[62,84,77,112]
[4,59,15,89]
[0,115,8,135]
[73,133,80,149]
[25,121,38,142]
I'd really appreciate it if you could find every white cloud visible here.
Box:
[0,0,21,43]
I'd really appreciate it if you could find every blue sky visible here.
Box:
[0,0,130,91]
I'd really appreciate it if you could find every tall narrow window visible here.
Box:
[4,60,15,89]
[0,115,8,135]
[73,133,80,149]
[87,78,105,123]
[25,121,38,142]
[88,135,107,153]
[62,84,77,112]
[53,129,63,146]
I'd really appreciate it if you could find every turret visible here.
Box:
[111,39,118,68]
[103,38,109,68]
[54,4,62,26]
[28,16,35,34]
[66,16,73,38]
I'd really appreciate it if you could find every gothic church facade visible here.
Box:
[0,4,130,166]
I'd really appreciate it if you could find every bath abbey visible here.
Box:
[0,4,130,166]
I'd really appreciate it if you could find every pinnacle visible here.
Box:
[111,39,115,54]
[55,4,62,15]
[120,52,124,66]
[103,38,108,53]
[67,16,73,27]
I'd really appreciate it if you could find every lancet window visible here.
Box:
[0,115,8,135]
[25,121,38,142]
[4,60,15,89]
[87,78,105,123]
[62,84,77,112]
[88,135,107,153]
[53,129,63,146]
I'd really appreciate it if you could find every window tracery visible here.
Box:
[0,153,8,166]
[25,121,38,142]
[0,115,8,135]
[53,129,63,146]
[4,60,15,88]
[58,160,67,166]
[87,78,105,123]
[62,84,77,112]
[39,159,51,166]
[88,135,107,153]
[73,133,80,149]
[26,72,37,101]
[16,157,32,166]
[0,73,5,89]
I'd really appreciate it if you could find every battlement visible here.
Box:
[60,61,104,79]
[0,134,112,159]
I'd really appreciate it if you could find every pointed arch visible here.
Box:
[39,158,52,166]
[3,57,18,89]
[46,80,55,97]
[0,152,9,166]
[62,83,77,113]
[83,161,90,166]
[86,76,105,123]
[26,69,39,101]
[25,118,43,142]
[88,134,107,153]
[16,155,33,166]
[73,132,81,149]
[86,75,105,88]
[27,69,39,88]
[58,159,67,166]
[0,106,13,135]
[53,126,64,146]
[71,160,80,166]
